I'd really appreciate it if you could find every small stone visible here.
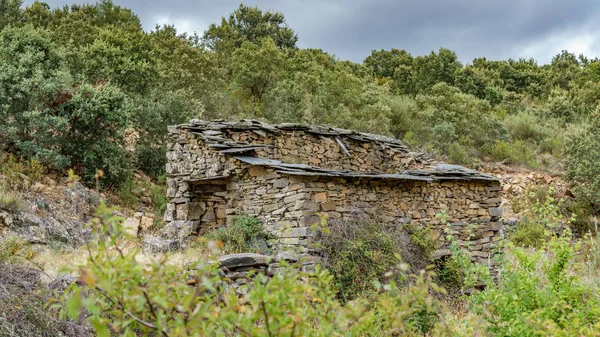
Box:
[320,201,337,211]
[273,178,289,189]
[489,207,503,217]
[140,216,154,231]
[248,166,266,177]
[313,192,327,202]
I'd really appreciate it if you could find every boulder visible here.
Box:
[142,236,180,253]
[218,253,272,270]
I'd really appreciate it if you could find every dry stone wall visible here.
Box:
[225,165,503,264]
[164,120,504,265]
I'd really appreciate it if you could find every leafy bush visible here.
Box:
[60,203,456,337]
[435,212,492,292]
[470,235,600,336]
[321,216,405,301]
[564,114,600,214]
[510,221,546,248]
[0,154,44,190]
[205,215,269,253]
[489,139,537,167]
[504,110,548,141]
[510,186,573,248]
[447,141,472,165]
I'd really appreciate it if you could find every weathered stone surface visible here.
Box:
[218,253,272,270]
[489,207,503,217]
[202,207,216,222]
[142,236,180,253]
[280,226,315,238]
[187,202,206,220]
[123,217,140,237]
[164,119,504,266]
[273,178,289,188]
[161,220,199,239]
[140,216,154,231]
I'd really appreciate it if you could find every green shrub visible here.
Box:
[489,139,537,167]
[564,116,600,214]
[205,215,269,253]
[447,141,472,165]
[60,202,454,337]
[0,187,25,212]
[0,236,34,263]
[504,110,548,141]
[470,235,600,336]
[510,186,573,248]
[435,212,492,292]
[404,223,435,258]
[113,179,140,209]
[321,217,403,301]
[510,220,546,248]
[0,154,45,190]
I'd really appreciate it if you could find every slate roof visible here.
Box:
[177,119,410,152]
[232,156,499,182]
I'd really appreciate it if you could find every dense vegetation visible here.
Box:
[1,0,600,213]
[3,1,600,335]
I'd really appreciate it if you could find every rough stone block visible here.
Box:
[123,217,140,237]
[218,253,272,269]
[142,236,180,254]
[202,207,216,222]
[248,166,267,177]
[313,192,327,202]
[284,193,309,204]
[280,226,315,238]
[273,178,289,188]
[489,207,503,217]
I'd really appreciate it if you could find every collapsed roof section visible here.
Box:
[174,119,498,183]
[177,119,410,152]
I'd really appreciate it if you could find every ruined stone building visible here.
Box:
[164,120,503,264]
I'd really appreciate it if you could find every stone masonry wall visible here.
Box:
[222,129,431,172]
[225,164,503,264]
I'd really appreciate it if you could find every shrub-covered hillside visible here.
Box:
[1,0,600,213]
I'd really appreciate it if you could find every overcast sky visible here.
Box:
[23,0,600,64]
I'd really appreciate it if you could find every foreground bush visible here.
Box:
[60,203,463,336]
[471,235,600,336]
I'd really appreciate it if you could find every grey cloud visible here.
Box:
[23,0,600,63]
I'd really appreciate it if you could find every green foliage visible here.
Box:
[404,223,435,258]
[470,235,600,336]
[0,154,44,189]
[509,185,573,249]
[435,211,492,292]
[0,236,34,263]
[321,217,403,301]
[203,4,297,53]
[510,221,546,249]
[489,139,537,167]
[564,111,600,214]
[60,203,457,336]
[0,0,22,30]
[205,215,269,253]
